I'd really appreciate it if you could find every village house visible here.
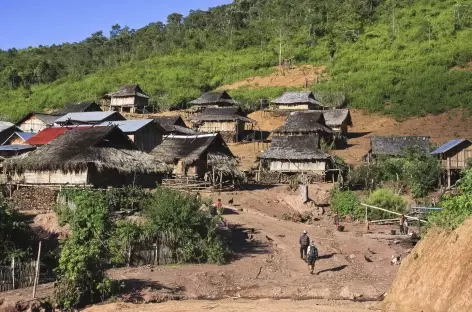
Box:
[271,91,326,111]
[57,101,102,114]
[259,135,332,177]
[16,113,60,133]
[188,91,238,111]
[5,127,167,188]
[106,84,150,113]
[99,119,166,152]
[150,133,235,180]
[431,139,472,187]
[190,107,256,143]
[272,111,333,142]
[322,109,353,136]
[366,136,430,161]
[2,132,36,145]
[153,116,196,135]
[0,122,22,145]
[54,111,125,126]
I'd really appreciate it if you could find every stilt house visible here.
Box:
[259,135,332,175]
[272,111,333,142]
[271,92,326,111]
[367,136,430,161]
[106,84,150,113]
[150,133,235,179]
[190,107,256,142]
[322,109,353,136]
[431,139,472,187]
[5,127,167,188]
[188,91,237,111]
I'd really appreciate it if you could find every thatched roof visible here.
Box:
[370,136,430,156]
[5,127,167,174]
[259,136,330,160]
[189,91,237,106]
[153,116,196,134]
[273,111,333,134]
[107,84,150,99]
[271,91,325,107]
[150,133,233,165]
[57,101,102,114]
[323,109,353,127]
[190,107,256,123]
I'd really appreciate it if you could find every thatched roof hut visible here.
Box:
[271,92,326,111]
[57,101,102,114]
[190,107,255,123]
[273,111,333,139]
[5,127,167,187]
[106,85,150,113]
[107,85,150,99]
[153,116,196,135]
[322,109,353,136]
[369,136,430,157]
[150,133,235,178]
[189,91,237,109]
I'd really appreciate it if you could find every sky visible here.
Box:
[0,0,232,50]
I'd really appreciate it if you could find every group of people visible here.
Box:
[299,230,318,275]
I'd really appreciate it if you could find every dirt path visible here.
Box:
[84,298,380,312]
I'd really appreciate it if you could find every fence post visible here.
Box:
[11,257,15,290]
[32,241,42,299]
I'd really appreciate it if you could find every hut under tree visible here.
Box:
[16,113,61,133]
[271,91,327,111]
[259,135,333,181]
[190,107,256,143]
[5,127,167,188]
[99,119,166,152]
[272,111,333,142]
[431,139,472,187]
[150,133,239,184]
[322,109,353,136]
[54,111,125,126]
[57,101,102,114]
[366,136,430,162]
[188,91,238,111]
[106,84,150,113]
[153,116,196,135]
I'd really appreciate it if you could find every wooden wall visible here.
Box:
[9,136,26,145]
[269,160,327,172]
[441,143,472,169]
[18,116,47,133]
[277,104,310,111]
[16,171,89,184]
[132,122,163,152]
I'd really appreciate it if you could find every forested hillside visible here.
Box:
[1,0,471,120]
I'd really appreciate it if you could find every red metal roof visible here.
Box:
[25,126,96,145]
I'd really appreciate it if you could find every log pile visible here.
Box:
[11,187,58,211]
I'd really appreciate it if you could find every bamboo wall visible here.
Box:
[19,171,88,184]
[0,262,36,293]
[269,160,326,172]
[442,146,472,169]
[276,104,310,111]
[18,116,47,133]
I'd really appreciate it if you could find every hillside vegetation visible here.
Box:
[1,0,472,120]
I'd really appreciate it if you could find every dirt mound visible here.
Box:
[383,218,472,312]
[32,212,70,239]
[220,65,328,90]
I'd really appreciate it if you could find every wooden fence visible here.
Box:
[0,261,36,292]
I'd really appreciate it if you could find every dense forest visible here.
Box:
[0,0,471,120]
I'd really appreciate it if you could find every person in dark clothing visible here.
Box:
[307,242,319,274]
[299,230,310,260]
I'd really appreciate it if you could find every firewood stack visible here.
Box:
[11,187,58,211]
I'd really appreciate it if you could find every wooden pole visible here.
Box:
[11,256,15,290]
[32,241,42,299]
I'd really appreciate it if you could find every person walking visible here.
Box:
[299,230,310,261]
[307,241,319,275]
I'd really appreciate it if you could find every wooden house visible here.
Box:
[106,85,150,113]
[190,107,256,142]
[150,133,234,179]
[54,111,125,126]
[259,135,332,175]
[271,92,326,111]
[5,127,167,188]
[2,132,36,145]
[322,109,353,136]
[99,119,166,152]
[16,113,60,133]
[367,136,430,161]
[431,139,472,187]
[57,101,102,114]
[153,116,196,135]
[188,91,237,111]
[272,111,333,142]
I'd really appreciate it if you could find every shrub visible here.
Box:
[331,189,363,219]
[365,188,408,220]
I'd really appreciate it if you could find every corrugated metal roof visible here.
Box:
[16,132,36,141]
[431,139,471,155]
[25,126,95,145]
[55,112,118,123]
[0,121,15,132]
[99,119,154,132]
[0,144,35,151]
